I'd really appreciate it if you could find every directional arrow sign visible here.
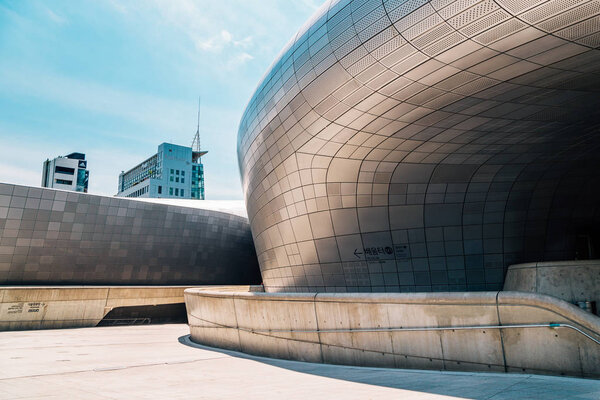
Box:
[354,249,363,259]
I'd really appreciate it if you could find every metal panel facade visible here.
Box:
[238,0,600,292]
[0,183,260,285]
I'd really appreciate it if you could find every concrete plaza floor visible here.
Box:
[0,324,598,400]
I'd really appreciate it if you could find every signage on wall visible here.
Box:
[6,302,46,314]
[394,245,409,259]
[353,244,410,260]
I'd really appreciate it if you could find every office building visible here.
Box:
[41,152,89,193]
[116,143,207,199]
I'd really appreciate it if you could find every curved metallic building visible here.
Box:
[0,183,260,285]
[238,0,600,292]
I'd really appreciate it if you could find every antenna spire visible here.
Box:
[192,96,201,152]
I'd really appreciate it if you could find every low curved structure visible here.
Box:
[238,0,600,292]
[0,183,260,285]
[0,286,190,330]
[504,260,600,306]
[185,286,600,377]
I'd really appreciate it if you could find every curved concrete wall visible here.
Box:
[0,286,189,331]
[237,0,600,292]
[0,183,260,285]
[185,286,600,378]
[504,260,600,309]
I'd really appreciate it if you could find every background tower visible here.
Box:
[191,97,207,200]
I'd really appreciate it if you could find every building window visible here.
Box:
[169,188,173,195]
[181,189,184,197]
[175,188,179,196]
[181,178,185,184]
[181,171,185,176]
[170,169,174,174]
[158,186,162,194]
[170,176,173,182]
[176,177,179,183]
[176,170,180,175]
[55,179,73,185]
[55,166,75,175]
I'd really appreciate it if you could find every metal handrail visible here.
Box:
[215,322,600,346]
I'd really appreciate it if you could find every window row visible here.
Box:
[55,166,75,175]
[169,187,185,197]
[126,185,148,198]
[169,169,185,176]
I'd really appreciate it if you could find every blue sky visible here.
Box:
[0,0,321,198]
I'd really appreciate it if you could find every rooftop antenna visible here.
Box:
[192,96,201,153]
[191,96,208,163]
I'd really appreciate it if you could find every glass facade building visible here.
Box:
[117,143,206,200]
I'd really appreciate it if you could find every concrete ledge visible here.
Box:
[504,260,600,310]
[0,286,192,330]
[185,286,600,378]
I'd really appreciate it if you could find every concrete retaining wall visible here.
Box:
[185,287,600,378]
[0,286,189,330]
[504,260,600,311]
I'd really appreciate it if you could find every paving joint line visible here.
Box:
[0,356,230,381]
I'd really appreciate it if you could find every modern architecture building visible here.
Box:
[237,0,600,293]
[183,0,600,379]
[4,0,600,379]
[117,143,207,200]
[0,182,259,285]
[41,152,89,193]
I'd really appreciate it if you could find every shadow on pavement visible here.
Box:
[177,334,598,400]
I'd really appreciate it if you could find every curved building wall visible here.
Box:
[0,183,260,285]
[237,0,600,292]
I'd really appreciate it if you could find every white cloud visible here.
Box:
[105,0,319,73]
[226,52,254,70]
[233,35,253,48]
[195,29,253,58]
[45,8,67,25]
[221,30,233,42]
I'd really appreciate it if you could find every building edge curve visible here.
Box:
[237,0,600,293]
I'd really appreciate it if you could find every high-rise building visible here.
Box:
[116,142,207,199]
[41,152,89,193]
